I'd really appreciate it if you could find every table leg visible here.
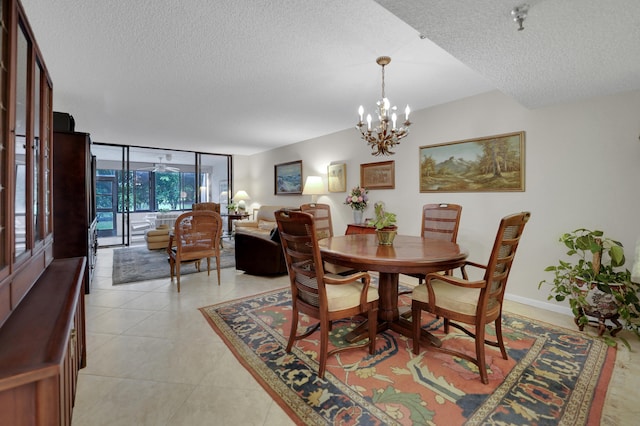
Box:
[344,271,441,348]
[378,272,400,322]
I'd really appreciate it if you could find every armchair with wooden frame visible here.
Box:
[300,203,333,240]
[192,202,221,213]
[275,210,379,379]
[300,203,354,275]
[167,210,223,292]
[192,202,223,248]
[406,203,463,285]
[411,211,530,384]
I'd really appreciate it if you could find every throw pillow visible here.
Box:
[269,228,281,243]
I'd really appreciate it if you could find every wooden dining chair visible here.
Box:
[167,210,223,292]
[192,202,221,213]
[411,211,530,384]
[275,209,379,378]
[407,203,463,285]
[192,202,224,247]
[300,203,333,240]
[300,203,355,275]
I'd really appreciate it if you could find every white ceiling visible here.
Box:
[21,0,640,156]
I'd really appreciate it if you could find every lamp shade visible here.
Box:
[302,176,324,202]
[302,176,324,195]
[233,190,251,210]
[233,190,250,201]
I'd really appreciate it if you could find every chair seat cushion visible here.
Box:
[325,273,379,312]
[412,279,480,316]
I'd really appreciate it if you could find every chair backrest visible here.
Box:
[275,210,326,309]
[300,203,333,240]
[173,211,222,257]
[481,212,531,313]
[421,203,462,242]
[192,202,221,213]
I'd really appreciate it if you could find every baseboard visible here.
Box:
[504,293,573,316]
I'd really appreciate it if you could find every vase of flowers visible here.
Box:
[345,186,368,223]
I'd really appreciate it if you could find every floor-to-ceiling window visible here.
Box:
[92,144,232,248]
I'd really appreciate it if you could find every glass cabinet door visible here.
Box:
[14,21,28,258]
[0,0,8,270]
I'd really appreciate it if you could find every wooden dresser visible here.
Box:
[345,223,377,235]
[0,257,87,426]
[0,1,87,424]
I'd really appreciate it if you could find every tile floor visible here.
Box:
[71,247,640,425]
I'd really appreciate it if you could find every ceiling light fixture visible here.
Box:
[511,4,529,31]
[356,56,411,156]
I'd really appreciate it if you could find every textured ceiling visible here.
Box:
[20,0,640,155]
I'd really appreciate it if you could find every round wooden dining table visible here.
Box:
[318,234,468,345]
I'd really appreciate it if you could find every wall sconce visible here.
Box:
[302,176,324,202]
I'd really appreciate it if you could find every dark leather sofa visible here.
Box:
[234,229,287,275]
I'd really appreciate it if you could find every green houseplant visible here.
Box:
[367,202,397,245]
[539,228,640,347]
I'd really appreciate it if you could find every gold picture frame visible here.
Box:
[360,160,395,190]
[327,163,346,192]
[419,131,525,193]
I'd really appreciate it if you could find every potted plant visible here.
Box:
[367,202,397,245]
[539,228,640,347]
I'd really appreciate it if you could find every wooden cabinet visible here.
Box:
[345,223,376,235]
[0,1,87,425]
[0,257,86,426]
[53,131,97,293]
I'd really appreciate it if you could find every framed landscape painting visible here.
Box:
[327,163,346,192]
[274,160,303,195]
[360,160,395,190]
[419,131,525,193]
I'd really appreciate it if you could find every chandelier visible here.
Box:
[356,56,411,156]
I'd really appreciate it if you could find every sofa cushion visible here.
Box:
[258,219,275,231]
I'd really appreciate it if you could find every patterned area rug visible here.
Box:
[200,288,615,425]
[112,245,235,285]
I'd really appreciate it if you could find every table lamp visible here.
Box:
[233,190,250,211]
[302,176,324,202]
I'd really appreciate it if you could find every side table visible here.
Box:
[223,212,250,238]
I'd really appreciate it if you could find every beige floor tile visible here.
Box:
[85,307,155,335]
[72,375,194,426]
[85,288,148,308]
[168,385,277,426]
[71,247,640,426]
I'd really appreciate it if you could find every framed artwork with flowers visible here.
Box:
[327,163,346,192]
[360,160,395,190]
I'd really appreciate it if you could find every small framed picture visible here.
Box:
[274,160,303,195]
[360,160,395,190]
[327,163,347,192]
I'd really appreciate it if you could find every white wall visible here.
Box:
[233,89,640,312]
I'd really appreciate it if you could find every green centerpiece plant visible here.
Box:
[367,202,397,245]
[538,228,640,347]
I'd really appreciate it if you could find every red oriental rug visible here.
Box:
[200,288,615,425]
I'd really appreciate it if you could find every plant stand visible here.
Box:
[575,307,623,337]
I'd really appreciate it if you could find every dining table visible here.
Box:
[318,234,468,346]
